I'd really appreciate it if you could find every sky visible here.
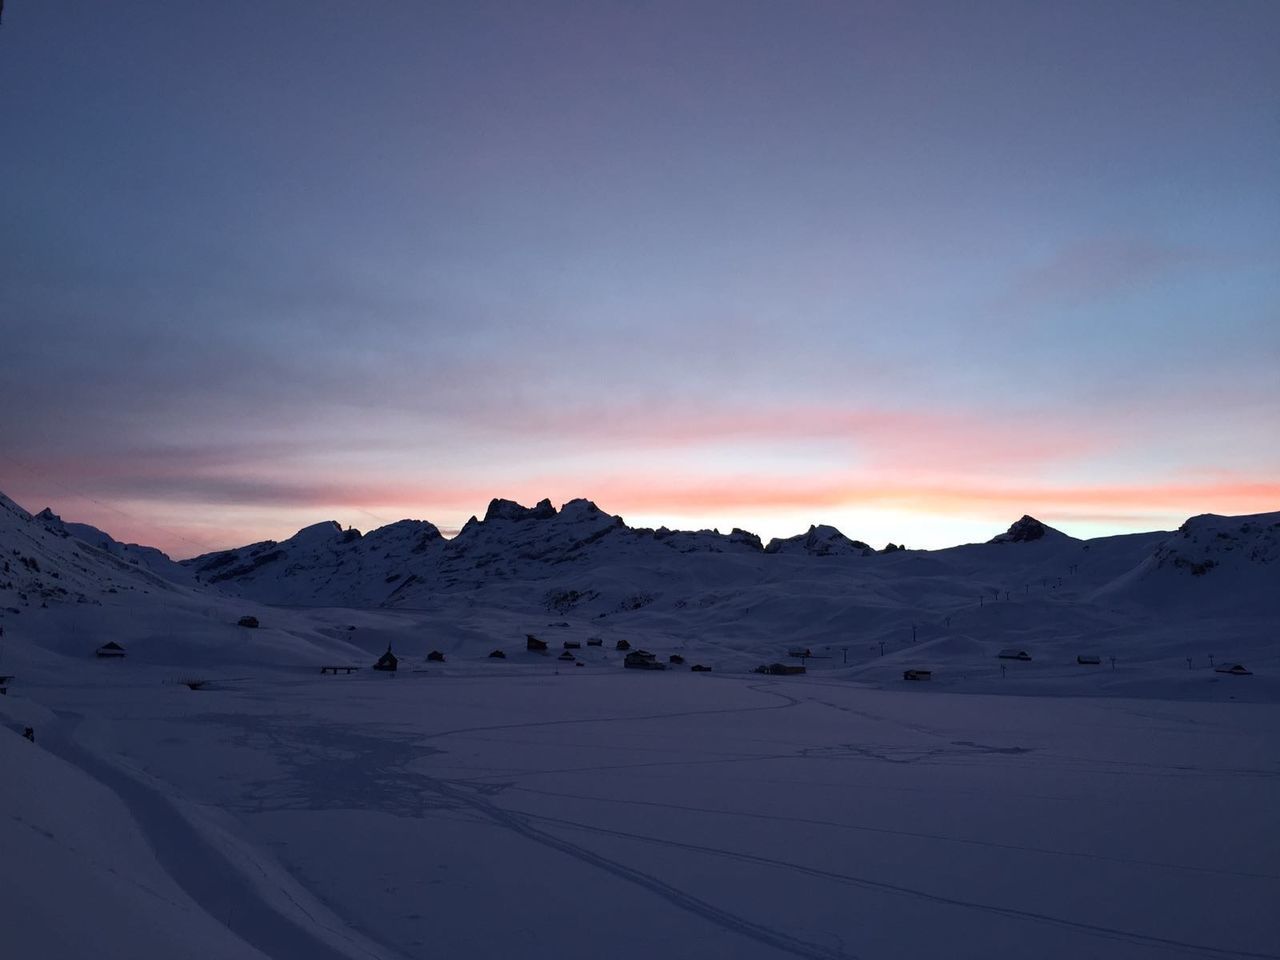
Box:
[1,1,1278,558]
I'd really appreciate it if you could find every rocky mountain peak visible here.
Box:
[483,498,558,522]
[989,515,1055,544]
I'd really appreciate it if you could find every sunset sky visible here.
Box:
[2,1,1277,557]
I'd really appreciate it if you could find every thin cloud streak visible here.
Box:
[571,473,1280,520]
[998,236,1212,311]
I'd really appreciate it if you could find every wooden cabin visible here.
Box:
[563,640,581,650]
[526,634,548,653]
[373,646,398,672]
[757,662,806,676]
[998,649,1032,661]
[669,654,685,665]
[1214,663,1252,676]
[903,669,932,681]
[558,650,576,661]
[691,664,712,672]
[426,650,446,662]
[95,641,126,658]
[488,649,507,659]
[237,616,259,628]
[624,650,665,670]
[787,647,813,659]
[1076,654,1101,665]
[586,637,603,647]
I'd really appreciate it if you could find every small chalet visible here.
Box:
[668,654,685,665]
[1076,655,1101,665]
[373,645,398,672]
[757,662,805,676]
[998,649,1032,661]
[526,634,548,653]
[96,641,126,658]
[489,649,507,659]
[787,647,813,659]
[615,639,631,651]
[691,664,712,672]
[563,640,581,650]
[427,650,446,662]
[238,616,259,629]
[624,650,665,670]
[558,651,576,661]
[586,637,603,647]
[903,669,932,681]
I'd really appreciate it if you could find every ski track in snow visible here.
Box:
[12,671,1278,960]
[511,810,1280,960]
[493,783,1280,883]
[253,680,855,959]
[420,681,1279,960]
[421,773,860,960]
[44,714,406,960]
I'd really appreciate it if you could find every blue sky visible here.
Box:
[1,1,1277,556]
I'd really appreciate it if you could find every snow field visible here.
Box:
[7,668,1277,960]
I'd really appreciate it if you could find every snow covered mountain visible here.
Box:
[765,524,872,556]
[1,493,185,606]
[32,507,193,584]
[987,514,1070,544]
[178,497,777,606]
[0,492,386,669]
[3,488,1277,684]
[176,498,1277,625]
[1094,512,1280,613]
[183,517,444,607]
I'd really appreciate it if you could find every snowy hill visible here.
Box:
[0,492,388,672]
[765,524,872,556]
[179,497,774,606]
[1094,512,1280,614]
[183,517,444,606]
[33,506,194,584]
[0,492,184,606]
[3,488,1278,690]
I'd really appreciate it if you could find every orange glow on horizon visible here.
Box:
[17,472,1276,561]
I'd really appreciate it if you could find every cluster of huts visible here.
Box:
[319,633,712,673]
[513,634,708,671]
[79,619,1254,685]
[755,662,806,676]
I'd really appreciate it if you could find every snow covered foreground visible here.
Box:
[4,667,1279,960]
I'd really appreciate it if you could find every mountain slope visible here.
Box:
[1095,512,1280,614]
[183,518,444,606]
[4,488,1276,688]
